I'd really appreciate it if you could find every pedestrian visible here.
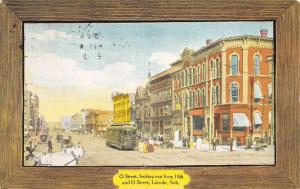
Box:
[229,138,233,152]
[212,137,217,151]
[48,138,53,153]
[247,135,252,149]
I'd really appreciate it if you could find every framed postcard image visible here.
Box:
[1,0,300,188]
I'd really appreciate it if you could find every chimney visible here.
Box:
[206,39,212,46]
[260,29,268,37]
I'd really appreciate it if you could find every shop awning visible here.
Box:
[254,112,262,125]
[254,83,263,99]
[233,113,250,127]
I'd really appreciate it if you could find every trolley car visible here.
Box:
[106,124,137,150]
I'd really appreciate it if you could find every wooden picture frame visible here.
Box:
[0,0,299,188]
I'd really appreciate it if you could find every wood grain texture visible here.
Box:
[3,0,296,21]
[276,1,300,187]
[0,3,23,187]
[0,0,299,188]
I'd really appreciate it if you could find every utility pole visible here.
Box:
[209,66,214,151]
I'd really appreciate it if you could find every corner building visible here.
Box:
[171,32,273,145]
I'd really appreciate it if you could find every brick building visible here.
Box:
[171,30,273,144]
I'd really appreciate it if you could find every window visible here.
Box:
[199,89,203,107]
[212,86,216,105]
[191,91,195,108]
[203,64,206,81]
[189,91,192,108]
[231,55,238,75]
[216,85,220,105]
[197,65,200,83]
[210,60,215,79]
[254,82,263,102]
[197,90,200,107]
[203,88,206,107]
[215,58,220,78]
[189,67,192,86]
[181,72,184,88]
[193,116,204,130]
[185,69,188,87]
[193,67,196,84]
[222,114,230,131]
[231,83,238,102]
[254,55,260,75]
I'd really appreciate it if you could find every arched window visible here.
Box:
[193,67,197,84]
[185,69,188,87]
[231,83,239,102]
[210,60,215,79]
[197,90,200,107]
[216,58,220,78]
[254,82,263,102]
[254,55,260,75]
[231,55,238,75]
[203,64,206,81]
[189,67,192,86]
[197,65,200,84]
[191,91,195,108]
[216,85,220,104]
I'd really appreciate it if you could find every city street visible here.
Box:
[25,131,274,166]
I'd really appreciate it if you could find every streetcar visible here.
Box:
[106,124,137,150]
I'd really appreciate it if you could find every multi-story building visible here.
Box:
[111,93,135,124]
[81,109,113,132]
[24,90,44,134]
[135,85,151,135]
[149,70,173,138]
[171,30,273,144]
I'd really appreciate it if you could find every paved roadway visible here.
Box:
[24,131,274,166]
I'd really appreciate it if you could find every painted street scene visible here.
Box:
[24,22,275,166]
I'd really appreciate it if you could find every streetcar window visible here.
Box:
[129,130,136,136]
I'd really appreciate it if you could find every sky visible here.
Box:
[24,22,273,122]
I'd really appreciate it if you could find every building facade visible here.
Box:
[111,93,135,124]
[24,90,45,134]
[81,109,113,132]
[135,85,152,135]
[171,31,273,144]
[149,70,173,138]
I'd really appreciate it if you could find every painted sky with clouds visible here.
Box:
[25,22,273,122]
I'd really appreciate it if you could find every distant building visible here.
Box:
[61,116,72,130]
[81,109,113,133]
[24,90,44,134]
[111,93,135,124]
[70,112,83,131]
